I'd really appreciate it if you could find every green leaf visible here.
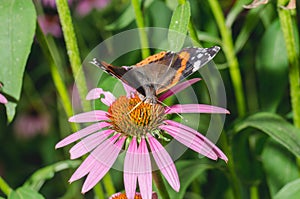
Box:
[0,0,36,122]
[8,187,45,199]
[274,179,300,199]
[168,1,191,51]
[256,20,289,112]
[167,160,212,199]
[262,139,298,197]
[234,112,300,157]
[24,160,81,191]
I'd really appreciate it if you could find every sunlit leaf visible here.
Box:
[8,187,44,199]
[235,112,300,156]
[274,179,300,199]
[0,0,36,122]
[24,160,81,191]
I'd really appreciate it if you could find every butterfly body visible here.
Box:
[91,46,220,103]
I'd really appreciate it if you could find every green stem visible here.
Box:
[35,25,78,132]
[219,132,241,199]
[131,0,150,59]
[93,183,105,199]
[102,173,116,196]
[152,170,170,199]
[56,0,90,111]
[250,185,259,199]
[0,177,12,196]
[277,0,300,128]
[208,0,246,117]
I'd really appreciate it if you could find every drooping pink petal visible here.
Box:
[86,88,116,106]
[81,135,125,193]
[70,130,113,159]
[124,137,138,199]
[158,78,201,101]
[138,138,152,199]
[69,110,109,123]
[165,104,230,114]
[162,120,228,162]
[0,93,8,104]
[160,124,217,160]
[55,122,111,148]
[147,135,180,192]
[122,82,135,97]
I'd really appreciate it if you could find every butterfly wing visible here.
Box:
[131,46,220,95]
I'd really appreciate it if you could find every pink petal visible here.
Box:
[69,133,121,183]
[138,138,152,199]
[158,78,201,101]
[0,93,8,104]
[86,88,116,106]
[162,120,228,162]
[165,104,230,114]
[55,122,111,148]
[69,130,113,159]
[81,135,125,193]
[124,137,138,199]
[68,110,109,123]
[147,135,180,192]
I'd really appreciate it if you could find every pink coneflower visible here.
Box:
[56,78,228,198]
[76,0,110,16]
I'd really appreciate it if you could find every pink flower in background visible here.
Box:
[56,78,228,198]
[0,93,7,104]
[38,15,62,38]
[41,0,73,8]
[14,111,50,139]
[0,82,7,104]
[76,0,110,16]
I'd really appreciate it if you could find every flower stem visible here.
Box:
[277,1,300,128]
[103,173,116,196]
[208,0,246,117]
[219,132,241,199]
[131,0,150,59]
[152,170,170,199]
[56,0,90,111]
[93,183,105,199]
[0,177,12,196]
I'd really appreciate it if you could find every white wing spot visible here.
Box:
[193,60,201,72]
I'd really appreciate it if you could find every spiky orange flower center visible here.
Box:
[107,95,165,137]
[110,193,142,199]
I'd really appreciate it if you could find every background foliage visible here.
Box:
[0,0,299,198]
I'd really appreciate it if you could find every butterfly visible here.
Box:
[91,46,220,103]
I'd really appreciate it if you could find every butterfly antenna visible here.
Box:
[126,100,144,115]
